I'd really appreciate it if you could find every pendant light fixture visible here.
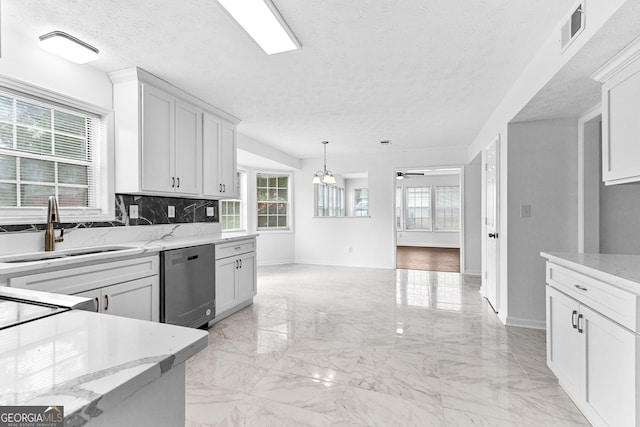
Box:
[312,141,336,185]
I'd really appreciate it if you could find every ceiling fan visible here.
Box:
[396,171,425,180]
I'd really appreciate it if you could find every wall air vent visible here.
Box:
[560,1,585,52]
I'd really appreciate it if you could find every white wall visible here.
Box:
[396,173,460,248]
[507,118,578,328]
[463,154,482,275]
[294,147,468,268]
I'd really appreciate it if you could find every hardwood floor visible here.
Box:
[396,246,460,272]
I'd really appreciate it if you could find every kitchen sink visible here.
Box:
[0,246,135,263]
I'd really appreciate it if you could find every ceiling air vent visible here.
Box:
[560,1,585,52]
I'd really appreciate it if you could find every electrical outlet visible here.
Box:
[129,205,139,219]
[168,206,175,218]
[206,207,214,217]
[521,204,531,218]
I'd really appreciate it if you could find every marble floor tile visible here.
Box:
[184,264,590,426]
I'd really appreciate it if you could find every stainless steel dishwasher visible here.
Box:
[160,244,215,328]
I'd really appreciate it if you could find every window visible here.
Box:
[315,184,344,216]
[405,186,431,230]
[0,86,107,223]
[435,186,460,231]
[353,188,368,216]
[221,171,244,231]
[257,174,289,229]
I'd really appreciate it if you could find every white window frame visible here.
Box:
[221,170,246,232]
[0,76,113,225]
[256,172,292,231]
[405,186,431,231]
[434,185,461,231]
[314,183,345,217]
[352,187,368,217]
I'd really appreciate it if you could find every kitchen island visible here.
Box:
[0,307,208,426]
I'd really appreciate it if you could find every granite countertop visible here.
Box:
[0,309,208,425]
[541,252,640,294]
[0,232,258,276]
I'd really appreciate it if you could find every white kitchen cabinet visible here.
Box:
[213,238,257,322]
[9,255,160,322]
[75,276,159,322]
[545,260,639,427]
[110,67,239,198]
[592,38,640,185]
[203,113,237,198]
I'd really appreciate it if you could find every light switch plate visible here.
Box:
[521,204,531,218]
[129,205,139,219]
[206,207,214,217]
[168,206,175,218]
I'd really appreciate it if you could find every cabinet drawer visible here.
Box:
[547,262,639,332]
[9,255,159,295]
[215,239,255,260]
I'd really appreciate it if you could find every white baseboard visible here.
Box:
[463,269,481,276]
[396,243,460,249]
[294,259,394,269]
[505,316,546,330]
[257,259,295,267]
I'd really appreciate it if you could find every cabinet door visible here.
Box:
[174,100,202,195]
[74,288,102,313]
[215,257,238,315]
[546,286,584,400]
[141,84,175,193]
[202,113,223,197]
[582,305,637,427]
[602,62,640,185]
[220,121,237,197]
[103,276,159,322]
[238,252,256,303]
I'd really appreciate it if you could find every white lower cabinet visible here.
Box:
[214,238,256,322]
[9,255,160,322]
[75,276,159,322]
[546,264,639,427]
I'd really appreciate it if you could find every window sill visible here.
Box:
[0,209,115,226]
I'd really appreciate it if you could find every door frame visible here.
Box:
[577,104,602,253]
[482,135,500,312]
[391,165,465,271]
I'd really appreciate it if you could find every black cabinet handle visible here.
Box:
[574,285,588,291]
[104,294,109,311]
[577,314,584,333]
[488,233,498,238]
[177,177,180,188]
[571,310,578,329]
[94,297,99,312]
[239,258,242,268]
[172,177,175,188]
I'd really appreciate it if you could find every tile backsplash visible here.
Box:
[0,194,219,233]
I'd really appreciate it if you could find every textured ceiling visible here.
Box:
[5,0,577,158]
[514,0,640,122]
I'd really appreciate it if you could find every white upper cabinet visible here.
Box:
[592,38,640,185]
[109,67,239,198]
[203,113,237,198]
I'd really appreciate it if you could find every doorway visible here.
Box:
[394,167,462,272]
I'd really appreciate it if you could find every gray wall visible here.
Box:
[464,153,482,274]
[507,118,578,326]
[600,179,640,254]
[583,119,601,253]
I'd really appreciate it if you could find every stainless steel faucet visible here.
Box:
[45,195,64,251]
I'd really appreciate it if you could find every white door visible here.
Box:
[103,277,159,322]
[215,257,238,315]
[220,121,237,197]
[202,113,223,197]
[141,84,174,193]
[546,287,584,401]
[237,252,256,303]
[484,136,499,311]
[174,100,202,195]
[582,305,636,426]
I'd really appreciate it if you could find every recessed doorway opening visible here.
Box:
[394,167,462,272]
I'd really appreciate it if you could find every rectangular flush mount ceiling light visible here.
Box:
[217,0,301,55]
[38,31,99,64]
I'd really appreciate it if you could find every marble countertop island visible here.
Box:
[541,252,640,294]
[0,309,208,425]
